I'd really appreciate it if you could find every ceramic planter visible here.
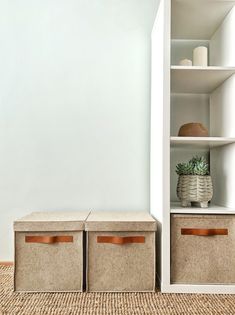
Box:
[177,175,213,208]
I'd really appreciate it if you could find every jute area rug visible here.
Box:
[0,266,235,315]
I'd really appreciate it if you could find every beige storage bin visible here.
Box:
[171,214,235,284]
[85,211,157,292]
[14,211,90,292]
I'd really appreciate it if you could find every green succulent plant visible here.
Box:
[176,156,209,176]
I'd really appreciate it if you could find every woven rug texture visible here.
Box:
[0,266,235,315]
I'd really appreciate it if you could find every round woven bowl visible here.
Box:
[177,175,213,208]
[178,123,208,137]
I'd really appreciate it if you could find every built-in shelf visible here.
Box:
[171,39,209,66]
[171,202,235,214]
[171,66,235,93]
[171,0,235,39]
[170,137,235,148]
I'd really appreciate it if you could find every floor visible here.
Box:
[0,266,235,315]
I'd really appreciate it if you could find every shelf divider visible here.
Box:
[170,136,235,148]
[170,202,235,214]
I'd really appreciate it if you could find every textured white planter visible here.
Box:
[177,175,213,208]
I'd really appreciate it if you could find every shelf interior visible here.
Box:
[171,0,235,39]
[171,40,209,66]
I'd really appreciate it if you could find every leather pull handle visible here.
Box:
[25,236,73,244]
[97,236,145,245]
[181,228,228,236]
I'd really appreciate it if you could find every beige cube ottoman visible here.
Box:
[14,211,90,292]
[85,211,157,292]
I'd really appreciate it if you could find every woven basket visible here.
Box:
[177,175,213,208]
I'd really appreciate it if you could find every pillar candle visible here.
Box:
[193,46,208,66]
[179,59,192,66]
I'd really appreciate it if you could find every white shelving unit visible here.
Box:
[151,0,235,294]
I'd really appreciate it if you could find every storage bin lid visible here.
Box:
[85,211,157,231]
[14,211,90,232]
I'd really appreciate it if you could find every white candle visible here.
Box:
[179,59,192,66]
[193,46,208,66]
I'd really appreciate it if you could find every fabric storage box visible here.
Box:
[14,211,90,292]
[85,211,157,292]
[171,214,235,284]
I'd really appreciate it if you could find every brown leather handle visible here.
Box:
[25,236,73,244]
[181,228,228,236]
[97,236,145,245]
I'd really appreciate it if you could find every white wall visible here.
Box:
[0,0,158,260]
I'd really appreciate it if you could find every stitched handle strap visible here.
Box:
[25,236,73,244]
[181,228,228,236]
[97,236,145,245]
